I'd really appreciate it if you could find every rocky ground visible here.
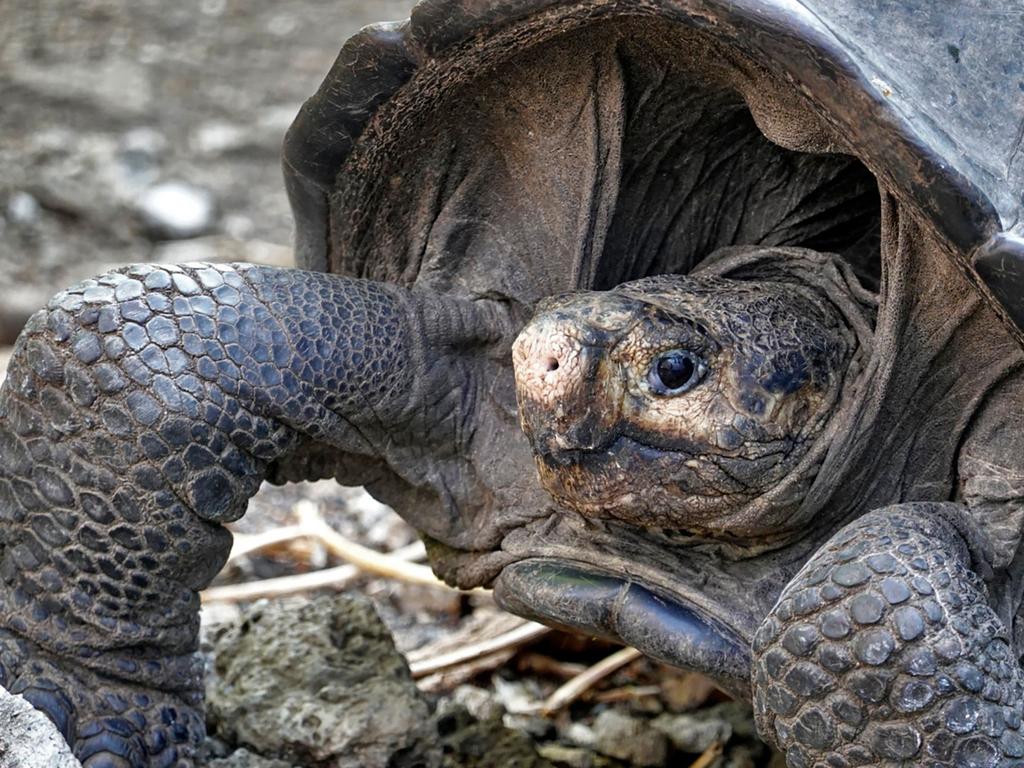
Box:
[0,2,776,766]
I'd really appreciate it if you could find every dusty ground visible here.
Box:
[0,0,412,339]
[0,2,775,766]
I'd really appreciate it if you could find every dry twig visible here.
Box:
[688,740,724,768]
[205,499,469,602]
[202,541,425,603]
[293,500,453,588]
[591,684,663,704]
[541,646,643,714]
[408,620,551,679]
[225,523,314,565]
[515,653,588,679]
[416,648,519,693]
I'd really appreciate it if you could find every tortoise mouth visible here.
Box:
[493,557,752,699]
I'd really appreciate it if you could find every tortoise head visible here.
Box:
[513,274,853,538]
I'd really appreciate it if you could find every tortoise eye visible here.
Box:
[648,350,708,395]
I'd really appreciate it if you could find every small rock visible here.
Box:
[6,191,41,225]
[503,713,556,741]
[193,121,251,155]
[435,702,553,768]
[707,701,760,742]
[136,181,217,239]
[660,672,717,712]
[592,709,668,767]
[0,686,81,767]
[536,744,596,768]
[206,594,440,768]
[120,127,168,158]
[564,722,597,749]
[452,684,505,722]
[650,710,732,754]
[203,748,295,768]
[492,675,543,714]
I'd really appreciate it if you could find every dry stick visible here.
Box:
[226,523,428,568]
[294,500,457,589]
[408,621,552,679]
[541,646,643,715]
[225,523,310,565]
[206,499,460,603]
[416,649,519,693]
[202,541,426,603]
[688,741,724,768]
[591,684,663,703]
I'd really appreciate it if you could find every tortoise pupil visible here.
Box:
[657,353,695,390]
[649,350,707,395]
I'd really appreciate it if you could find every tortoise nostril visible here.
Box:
[546,357,560,372]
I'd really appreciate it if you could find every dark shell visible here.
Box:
[283,0,1024,346]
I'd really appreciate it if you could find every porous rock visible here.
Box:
[205,594,440,768]
[435,701,553,768]
[0,685,81,768]
[592,709,669,767]
[203,748,295,768]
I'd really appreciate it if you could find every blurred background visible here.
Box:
[0,0,413,345]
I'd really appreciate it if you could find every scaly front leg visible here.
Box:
[0,263,491,767]
[751,503,1024,767]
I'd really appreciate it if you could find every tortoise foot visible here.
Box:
[752,503,1024,767]
[0,628,202,767]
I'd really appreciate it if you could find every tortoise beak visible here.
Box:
[494,558,752,701]
[512,308,620,457]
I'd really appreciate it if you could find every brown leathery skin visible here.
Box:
[513,274,854,536]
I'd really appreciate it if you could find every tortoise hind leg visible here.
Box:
[0,631,203,767]
[752,503,1024,767]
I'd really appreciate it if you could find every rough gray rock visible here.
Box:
[203,748,296,768]
[591,709,669,767]
[434,702,553,768]
[205,594,441,768]
[650,710,732,753]
[0,685,80,768]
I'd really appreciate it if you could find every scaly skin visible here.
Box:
[753,505,1024,767]
[0,262,468,766]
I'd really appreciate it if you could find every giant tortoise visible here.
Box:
[2,1,1024,766]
